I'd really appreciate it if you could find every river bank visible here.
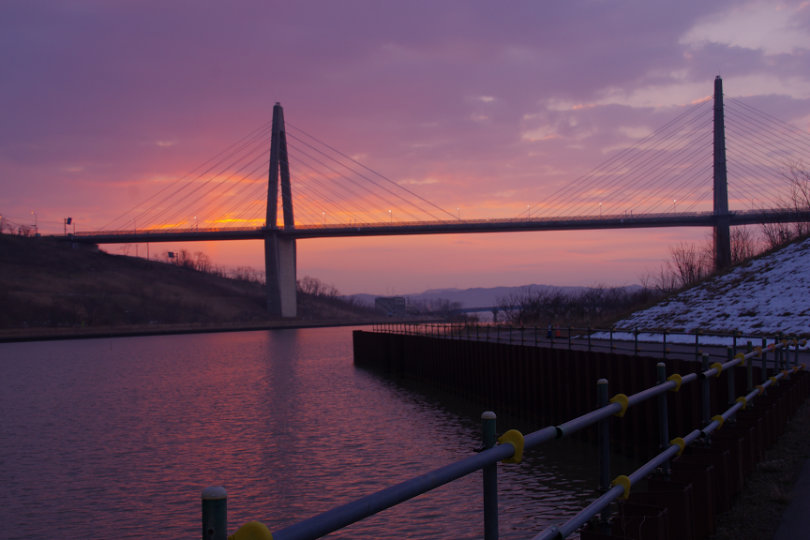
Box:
[0,319,384,343]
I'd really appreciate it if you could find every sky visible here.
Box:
[2,1,810,295]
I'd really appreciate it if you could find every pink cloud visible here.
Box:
[2,1,810,294]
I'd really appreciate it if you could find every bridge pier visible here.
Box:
[713,76,732,269]
[264,102,298,318]
[264,232,297,318]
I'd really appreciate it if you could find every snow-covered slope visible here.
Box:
[617,237,810,336]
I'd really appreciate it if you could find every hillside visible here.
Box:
[617,236,810,336]
[0,234,375,332]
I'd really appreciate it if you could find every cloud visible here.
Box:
[400,177,440,186]
[681,0,810,55]
[521,125,559,142]
[3,1,810,293]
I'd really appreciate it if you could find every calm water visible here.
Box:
[1,327,609,539]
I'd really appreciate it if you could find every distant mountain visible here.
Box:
[348,284,641,310]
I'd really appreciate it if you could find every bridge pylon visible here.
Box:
[713,76,732,269]
[264,103,298,318]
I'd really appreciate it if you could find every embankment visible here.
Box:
[354,330,810,539]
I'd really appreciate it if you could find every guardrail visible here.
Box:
[202,336,806,540]
[371,322,805,366]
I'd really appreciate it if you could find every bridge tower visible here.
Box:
[264,103,298,317]
[713,76,732,269]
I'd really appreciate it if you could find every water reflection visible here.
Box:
[0,327,627,539]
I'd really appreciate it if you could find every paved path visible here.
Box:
[774,455,810,539]
[774,355,810,540]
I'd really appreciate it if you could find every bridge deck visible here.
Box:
[65,208,810,244]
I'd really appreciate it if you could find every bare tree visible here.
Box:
[730,226,757,264]
[193,251,212,273]
[297,275,338,298]
[669,242,711,288]
[760,164,810,247]
[761,221,794,250]
[229,266,264,283]
[786,164,810,236]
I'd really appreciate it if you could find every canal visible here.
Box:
[1,326,617,539]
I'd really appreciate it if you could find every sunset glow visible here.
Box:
[2,1,810,294]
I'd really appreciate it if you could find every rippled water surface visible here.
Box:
[1,327,612,539]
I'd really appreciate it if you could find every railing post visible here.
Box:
[746,341,754,393]
[761,337,768,382]
[597,378,611,528]
[202,486,227,540]
[695,331,701,362]
[778,333,784,370]
[656,363,670,475]
[609,328,614,353]
[568,327,572,350]
[587,327,592,352]
[795,338,800,368]
[482,411,498,540]
[726,348,735,407]
[701,353,710,426]
[774,337,779,370]
[634,328,639,356]
[662,330,667,359]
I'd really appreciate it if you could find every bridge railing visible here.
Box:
[203,331,806,540]
[371,322,805,367]
[72,209,719,238]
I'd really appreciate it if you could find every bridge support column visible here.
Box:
[713,75,732,269]
[264,102,297,318]
[265,232,297,318]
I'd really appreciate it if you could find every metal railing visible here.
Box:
[203,335,805,539]
[371,322,806,365]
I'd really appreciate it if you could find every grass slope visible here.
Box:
[618,236,810,335]
[0,235,373,331]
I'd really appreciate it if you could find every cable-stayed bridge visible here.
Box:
[71,77,810,317]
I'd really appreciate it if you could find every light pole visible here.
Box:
[31,211,37,234]
[388,209,392,223]
[599,202,602,217]
[673,199,677,213]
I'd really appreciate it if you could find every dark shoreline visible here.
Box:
[0,319,386,343]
